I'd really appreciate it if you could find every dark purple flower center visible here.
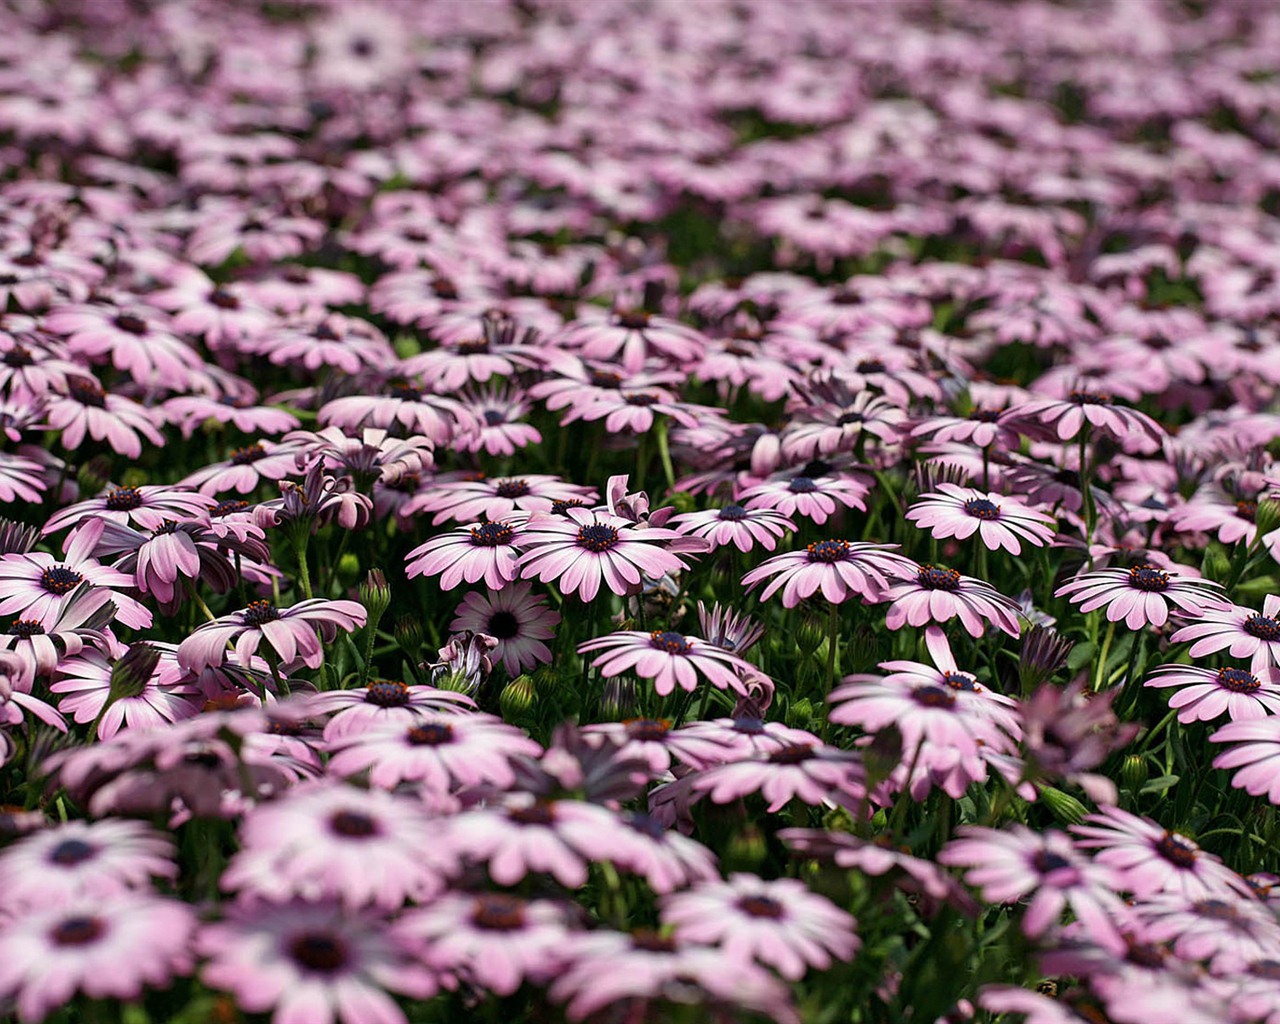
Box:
[1068,390,1113,406]
[209,287,241,309]
[471,894,527,931]
[625,392,661,407]
[242,600,281,626]
[616,310,651,330]
[509,800,555,826]
[589,370,623,389]
[551,498,590,515]
[366,680,410,706]
[732,716,766,734]
[1237,500,1258,522]
[788,476,819,493]
[650,630,691,655]
[8,619,44,638]
[312,323,341,342]
[856,359,886,374]
[1143,334,1172,351]
[329,810,380,838]
[49,839,96,866]
[229,443,266,465]
[577,523,619,552]
[68,377,106,408]
[495,478,529,499]
[455,338,489,355]
[104,486,142,511]
[387,472,420,494]
[963,498,1000,520]
[836,410,865,427]
[1250,960,1280,980]
[942,671,979,692]
[1191,899,1239,922]
[1217,667,1261,693]
[1155,831,1199,868]
[631,930,676,952]
[917,564,961,591]
[289,932,349,973]
[40,565,82,595]
[626,812,667,839]
[470,522,514,547]
[737,894,784,919]
[807,539,849,563]
[482,409,507,426]
[3,345,34,367]
[913,685,956,709]
[718,504,749,521]
[50,916,105,947]
[1031,850,1072,873]
[388,384,423,402]
[486,610,519,639]
[769,742,814,764]
[1244,614,1280,642]
[625,717,672,741]
[112,313,148,335]
[213,499,250,517]
[407,722,454,746]
[970,409,1002,422]
[1127,564,1170,592]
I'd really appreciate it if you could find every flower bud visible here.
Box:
[863,724,903,787]
[1121,754,1149,793]
[785,697,815,731]
[1256,499,1280,538]
[394,615,423,660]
[359,569,391,626]
[796,617,825,657]
[0,518,39,556]
[77,455,112,496]
[499,674,536,719]
[335,552,362,589]
[120,467,148,489]
[108,643,161,703]
[1039,786,1087,826]
[600,675,637,720]
[1201,545,1232,583]
[724,825,768,871]
[666,491,698,515]
[427,631,498,695]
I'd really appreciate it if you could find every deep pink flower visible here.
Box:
[44,300,204,389]
[197,900,436,1024]
[178,599,367,673]
[0,893,194,1023]
[405,519,527,591]
[661,873,859,980]
[1146,664,1280,722]
[1170,595,1280,672]
[907,483,1056,554]
[884,563,1022,637]
[579,629,759,697]
[319,383,475,446]
[742,540,912,607]
[449,582,559,675]
[221,783,446,909]
[1056,564,1224,630]
[518,508,699,602]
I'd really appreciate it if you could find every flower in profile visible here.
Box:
[1018,681,1138,804]
[0,893,194,1023]
[696,601,765,654]
[668,503,795,552]
[1211,717,1280,804]
[603,812,719,893]
[661,873,859,980]
[255,462,373,534]
[579,629,760,697]
[1018,624,1075,690]
[324,713,541,792]
[1135,894,1280,972]
[579,717,734,773]
[425,630,498,695]
[0,583,117,677]
[1071,806,1253,898]
[220,783,445,910]
[1055,564,1223,631]
[518,508,698,602]
[0,819,176,910]
[1169,595,1280,672]
[307,680,476,741]
[449,582,559,675]
[906,483,1056,554]
[42,483,213,535]
[44,375,166,459]
[50,649,203,740]
[197,899,436,1024]
[558,306,707,373]
[405,519,527,591]
[1146,664,1280,722]
[401,893,572,996]
[742,540,913,607]
[177,599,367,673]
[884,563,1022,637]
[415,474,594,526]
[779,830,967,908]
[939,825,1128,953]
[1007,389,1165,448]
[739,466,869,525]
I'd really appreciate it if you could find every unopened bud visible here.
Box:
[394,615,423,660]
[77,455,112,496]
[359,569,391,625]
[796,618,825,657]
[120,467,148,489]
[0,518,39,556]
[499,674,536,719]
[725,825,768,871]
[863,724,904,786]
[108,644,161,703]
[785,697,814,731]
[1201,546,1232,583]
[1121,754,1149,793]
[1039,786,1087,826]
[1256,499,1280,537]
[666,492,698,515]
[600,675,637,720]
[336,552,361,589]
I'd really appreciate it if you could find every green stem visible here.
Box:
[826,600,840,692]
[655,415,676,494]
[295,533,313,600]
[1119,631,1147,715]
[1138,706,1180,754]
[1078,425,1097,558]
[1092,620,1116,691]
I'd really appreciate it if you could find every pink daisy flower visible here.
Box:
[661,873,859,980]
[401,893,572,996]
[558,307,707,373]
[44,376,165,459]
[405,520,527,591]
[0,584,116,678]
[306,680,477,742]
[1135,894,1280,972]
[883,563,1023,638]
[177,598,367,674]
[221,783,445,910]
[517,508,697,603]
[177,439,306,496]
[739,468,869,525]
[449,582,559,675]
[779,830,963,905]
[741,540,912,607]
[906,483,1056,554]
[689,741,867,813]
[1071,806,1253,899]
[0,819,176,910]
[1008,390,1165,448]
[1055,564,1225,630]
[0,893,194,1023]
[602,812,720,893]
[50,651,203,740]
[1146,664,1280,722]
[1211,717,1280,805]
[324,713,541,792]
[578,629,759,697]
[579,717,736,773]
[42,483,213,535]
[452,384,543,457]
[1170,589,1280,670]
[416,474,595,526]
[197,900,435,1024]
[939,825,1128,953]
[668,503,796,552]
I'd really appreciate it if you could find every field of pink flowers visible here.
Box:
[4,0,1280,1021]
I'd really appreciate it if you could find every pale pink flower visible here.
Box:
[1146,664,1280,722]
[449,582,559,675]
[884,563,1022,638]
[405,520,527,591]
[669,503,796,552]
[177,599,367,673]
[742,540,912,607]
[1170,595,1280,672]
[579,629,759,697]
[1056,564,1224,630]
[906,483,1056,554]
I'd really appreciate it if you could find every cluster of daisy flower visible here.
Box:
[4,1,1280,1023]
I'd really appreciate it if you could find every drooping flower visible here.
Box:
[1007,390,1165,448]
[1169,595,1280,672]
[906,483,1056,554]
[1211,717,1280,805]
